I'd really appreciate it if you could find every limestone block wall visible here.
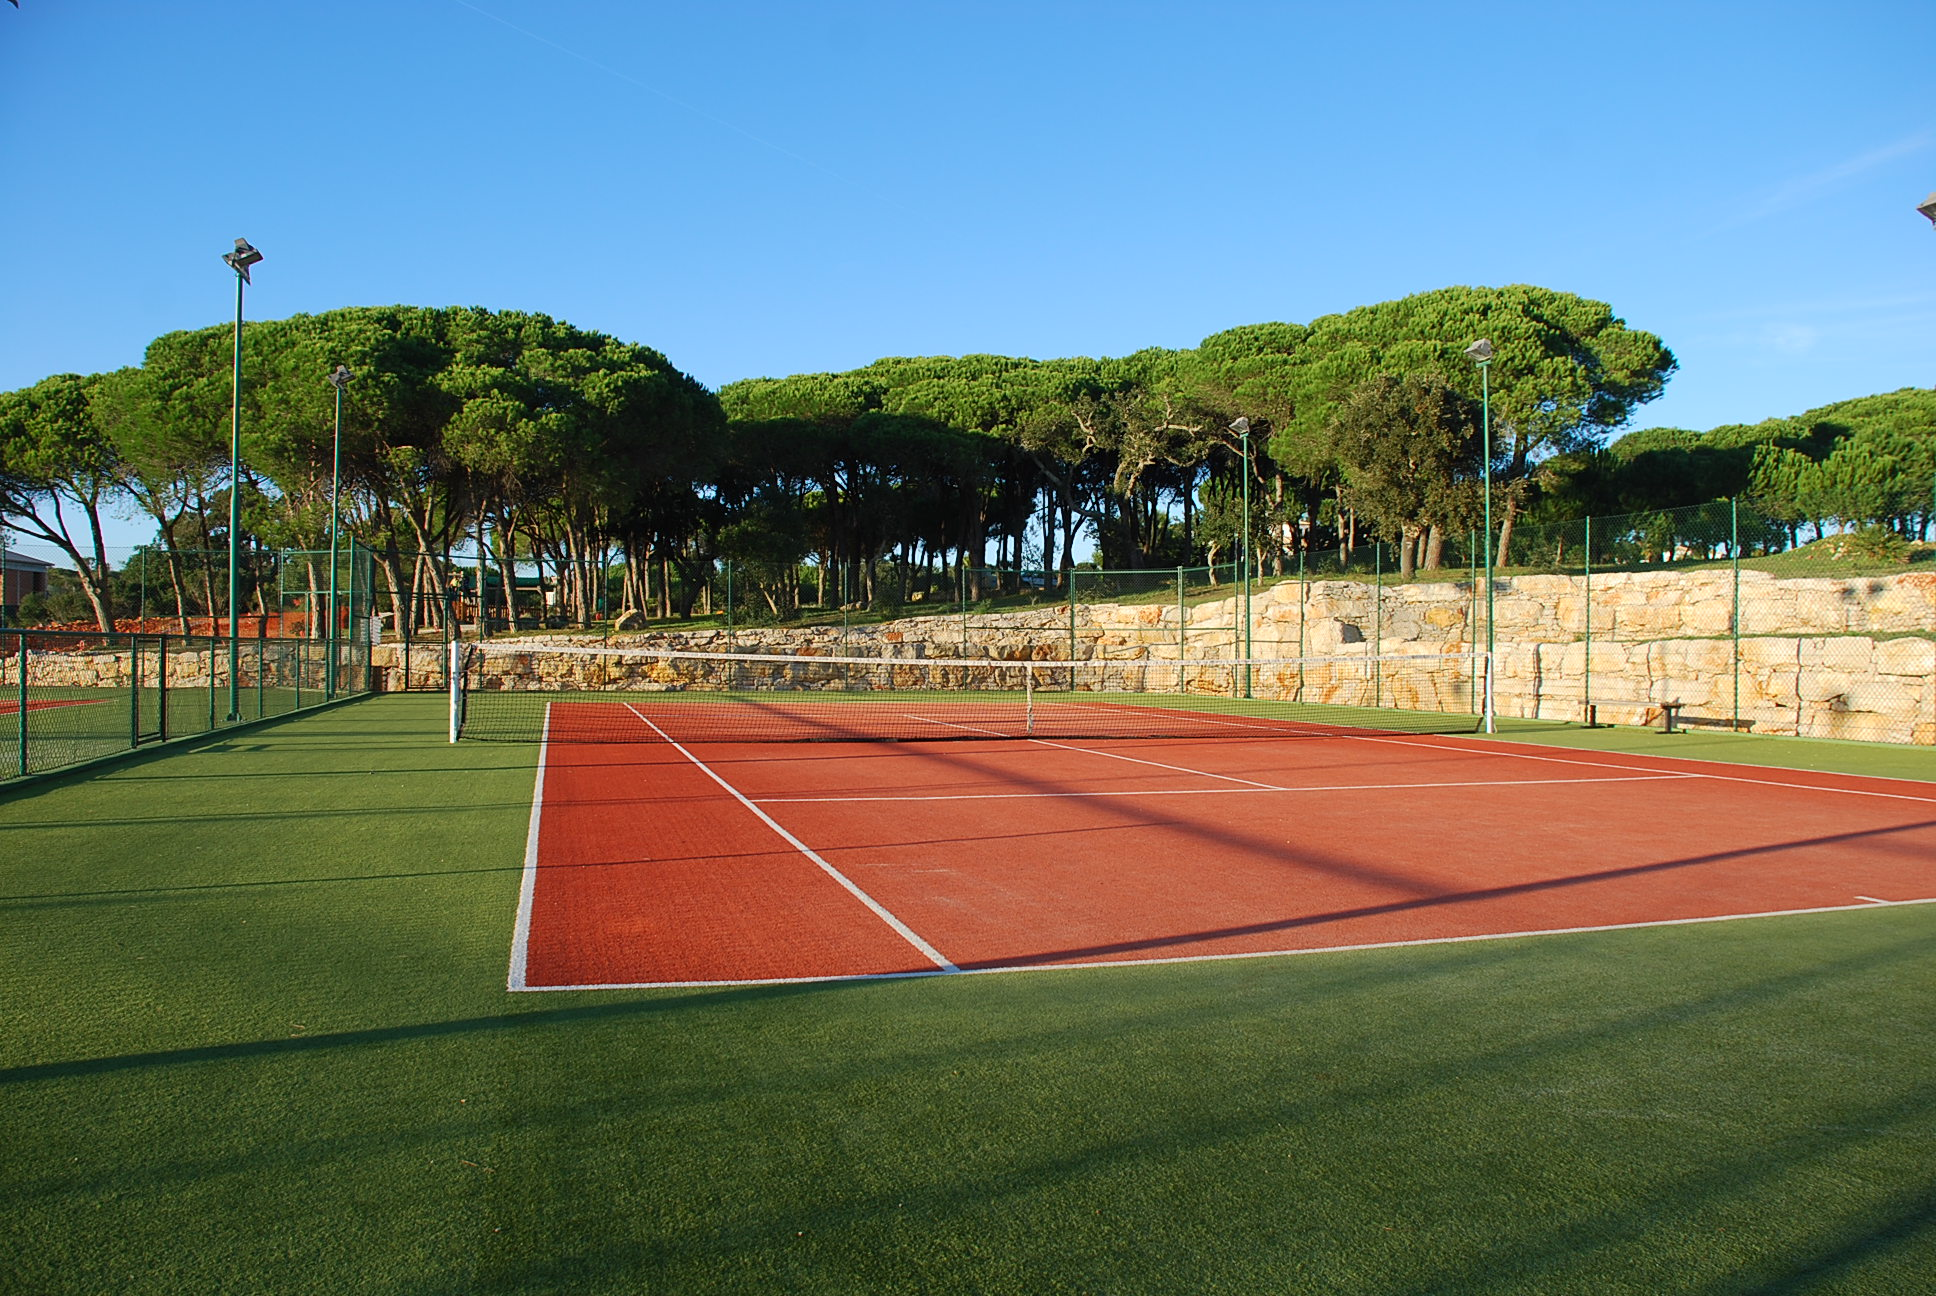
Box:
[2,643,348,692]
[388,564,1935,745]
[1,646,226,690]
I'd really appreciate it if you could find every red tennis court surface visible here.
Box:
[508,701,1936,989]
[0,698,108,716]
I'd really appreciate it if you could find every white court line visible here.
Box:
[905,708,1321,790]
[507,894,1936,991]
[1023,736,1289,790]
[756,773,1692,805]
[1033,700,1936,806]
[904,714,1009,738]
[1368,733,1936,806]
[505,704,552,991]
[626,703,958,975]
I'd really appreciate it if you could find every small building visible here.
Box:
[2,549,53,615]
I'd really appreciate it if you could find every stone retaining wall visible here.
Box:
[375,565,1936,747]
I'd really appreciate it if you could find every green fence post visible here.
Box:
[1243,549,1253,699]
[958,562,968,655]
[158,636,169,743]
[208,636,218,732]
[476,519,489,644]
[1296,546,1307,702]
[1731,497,1741,731]
[1583,514,1592,724]
[1067,580,1077,663]
[129,635,140,748]
[16,633,28,779]
[725,561,734,648]
[1177,567,1186,693]
[1468,530,1479,713]
[1373,542,1383,708]
[254,635,264,719]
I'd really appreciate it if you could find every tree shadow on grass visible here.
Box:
[442,927,1936,1296]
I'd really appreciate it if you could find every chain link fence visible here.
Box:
[6,500,1932,749]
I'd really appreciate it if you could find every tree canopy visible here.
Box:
[4,285,1929,633]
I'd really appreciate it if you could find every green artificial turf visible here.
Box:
[1484,715,1936,782]
[3,694,1933,1294]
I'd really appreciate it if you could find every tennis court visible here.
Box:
[512,697,1936,990]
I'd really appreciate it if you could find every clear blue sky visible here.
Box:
[3,1,1933,550]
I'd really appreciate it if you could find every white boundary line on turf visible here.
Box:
[755,773,1693,805]
[1355,733,1936,805]
[505,894,1936,991]
[505,704,552,991]
[625,703,959,975]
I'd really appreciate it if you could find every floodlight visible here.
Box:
[223,237,264,283]
[1465,339,1494,363]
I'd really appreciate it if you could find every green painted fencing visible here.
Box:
[0,628,373,784]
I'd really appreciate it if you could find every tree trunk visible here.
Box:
[496,520,520,632]
[1497,495,1520,569]
[1424,524,1445,571]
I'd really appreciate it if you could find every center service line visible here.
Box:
[626,704,959,974]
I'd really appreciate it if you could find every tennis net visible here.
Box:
[450,642,1483,744]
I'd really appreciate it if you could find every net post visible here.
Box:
[1067,583,1076,663]
[448,638,462,743]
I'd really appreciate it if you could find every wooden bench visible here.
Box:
[1674,713,1754,733]
[1584,699,1685,733]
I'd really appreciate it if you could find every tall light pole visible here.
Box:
[1922,196,1936,535]
[325,364,354,699]
[1464,339,1495,732]
[1230,416,1253,696]
[221,238,263,722]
